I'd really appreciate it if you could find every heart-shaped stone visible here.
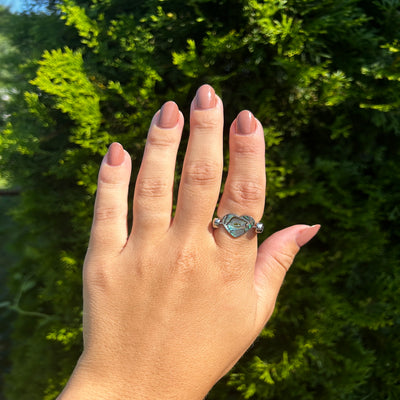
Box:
[221,214,255,238]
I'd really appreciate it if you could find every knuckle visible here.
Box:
[184,159,221,186]
[136,177,170,198]
[95,206,122,222]
[99,173,127,185]
[233,139,262,157]
[147,130,178,148]
[218,249,251,284]
[172,246,199,277]
[192,117,220,133]
[268,249,295,275]
[229,180,265,203]
[86,266,112,292]
[84,257,116,293]
[220,264,248,285]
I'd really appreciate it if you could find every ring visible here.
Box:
[212,214,264,238]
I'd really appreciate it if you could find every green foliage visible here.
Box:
[0,0,399,398]
[30,48,101,131]
[0,184,19,397]
[59,0,99,47]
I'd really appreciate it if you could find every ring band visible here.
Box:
[213,214,264,238]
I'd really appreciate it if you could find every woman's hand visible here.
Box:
[58,85,319,400]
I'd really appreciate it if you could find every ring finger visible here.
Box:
[215,110,266,247]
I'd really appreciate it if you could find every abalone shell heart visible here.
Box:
[221,214,255,238]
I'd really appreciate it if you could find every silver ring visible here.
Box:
[212,214,264,238]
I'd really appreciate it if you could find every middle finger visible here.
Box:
[173,85,224,235]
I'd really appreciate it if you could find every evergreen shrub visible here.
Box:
[1,0,399,398]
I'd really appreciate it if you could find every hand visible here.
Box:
[58,85,319,400]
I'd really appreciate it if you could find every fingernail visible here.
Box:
[157,101,179,128]
[296,224,321,247]
[106,142,125,166]
[236,110,257,135]
[195,84,216,109]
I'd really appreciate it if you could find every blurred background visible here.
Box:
[0,0,399,399]
[0,1,24,13]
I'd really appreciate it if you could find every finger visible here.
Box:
[131,101,183,238]
[253,224,321,330]
[215,110,266,246]
[89,142,132,254]
[173,85,224,234]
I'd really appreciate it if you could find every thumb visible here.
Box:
[254,224,320,330]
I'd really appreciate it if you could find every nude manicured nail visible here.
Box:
[195,84,216,109]
[296,224,321,247]
[158,101,179,128]
[236,110,257,135]
[107,142,125,166]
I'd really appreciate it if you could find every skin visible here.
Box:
[58,85,320,400]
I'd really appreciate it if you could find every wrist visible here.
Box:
[58,355,209,400]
